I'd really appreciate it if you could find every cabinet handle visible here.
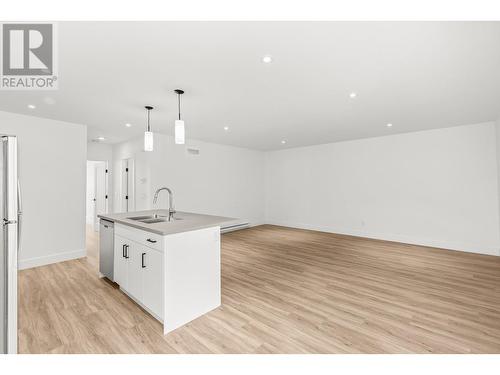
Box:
[142,252,146,268]
[125,244,130,259]
[122,244,126,258]
[146,238,157,243]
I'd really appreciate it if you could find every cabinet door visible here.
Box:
[126,242,143,300]
[142,247,163,319]
[113,235,129,290]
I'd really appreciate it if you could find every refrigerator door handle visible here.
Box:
[17,179,22,252]
[17,179,22,215]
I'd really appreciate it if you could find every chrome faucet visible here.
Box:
[153,187,176,220]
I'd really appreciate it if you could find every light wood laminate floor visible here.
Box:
[18,225,500,353]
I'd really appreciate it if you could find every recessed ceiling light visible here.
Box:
[27,104,36,109]
[386,123,393,127]
[262,55,273,63]
[125,123,132,127]
[349,92,357,99]
[97,136,105,141]
[281,140,286,144]
[223,126,229,131]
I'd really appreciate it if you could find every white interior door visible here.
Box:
[94,161,107,231]
[127,159,135,211]
[121,158,135,212]
[87,161,108,231]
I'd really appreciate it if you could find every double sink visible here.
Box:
[127,213,183,224]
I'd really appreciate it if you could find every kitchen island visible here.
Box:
[97,210,241,334]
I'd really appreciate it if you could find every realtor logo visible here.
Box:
[1,23,58,89]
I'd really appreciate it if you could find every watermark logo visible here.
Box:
[1,23,58,90]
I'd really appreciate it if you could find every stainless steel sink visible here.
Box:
[141,218,167,224]
[126,214,183,224]
[127,214,166,221]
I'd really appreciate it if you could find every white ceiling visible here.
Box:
[2,21,500,150]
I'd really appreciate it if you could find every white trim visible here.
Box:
[266,220,500,257]
[18,248,86,270]
[221,220,265,233]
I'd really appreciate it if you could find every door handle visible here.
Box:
[146,238,157,243]
[123,244,129,259]
[142,252,146,268]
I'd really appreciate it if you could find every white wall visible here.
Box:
[0,111,87,269]
[113,134,266,225]
[266,122,500,256]
[1,109,496,269]
[1,108,495,272]
[87,141,113,162]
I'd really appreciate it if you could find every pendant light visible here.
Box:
[174,89,185,144]
[144,105,154,151]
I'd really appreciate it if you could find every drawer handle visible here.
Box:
[146,238,157,243]
[142,252,146,268]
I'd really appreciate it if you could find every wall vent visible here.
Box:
[186,147,200,155]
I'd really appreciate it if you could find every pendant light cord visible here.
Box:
[147,108,151,132]
[178,92,181,121]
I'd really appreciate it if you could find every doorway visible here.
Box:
[86,160,108,232]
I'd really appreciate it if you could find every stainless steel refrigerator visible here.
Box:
[0,135,21,354]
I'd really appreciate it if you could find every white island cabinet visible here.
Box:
[99,210,238,334]
[113,229,164,320]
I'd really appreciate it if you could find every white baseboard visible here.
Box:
[221,220,265,233]
[265,220,500,257]
[18,248,87,270]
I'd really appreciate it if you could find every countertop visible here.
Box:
[97,210,245,236]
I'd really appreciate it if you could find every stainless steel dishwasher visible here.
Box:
[99,219,114,281]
